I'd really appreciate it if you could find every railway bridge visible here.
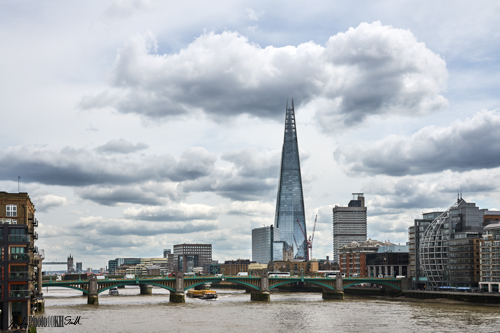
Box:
[38,274,403,303]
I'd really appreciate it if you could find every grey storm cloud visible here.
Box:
[94,139,149,154]
[76,186,165,206]
[76,217,219,236]
[80,22,447,128]
[0,146,216,186]
[221,147,280,178]
[76,182,181,206]
[336,110,500,176]
[181,176,277,201]
[122,203,219,222]
[180,147,281,201]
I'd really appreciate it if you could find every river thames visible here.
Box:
[36,287,500,332]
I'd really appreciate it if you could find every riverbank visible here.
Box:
[402,290,500,304]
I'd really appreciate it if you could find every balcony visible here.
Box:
[10,290,30,298]
[10,271,29,280]
[8,235,30,243]
[10,253,29,261]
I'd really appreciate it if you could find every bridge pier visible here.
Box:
[323,273,344,300]
[139,284,153,295]
[87,274,98,305]
[251,291,270,301]
[322,291,344,300]
[251,272,270,302]
[170,273,185,303]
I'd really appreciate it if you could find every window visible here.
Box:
[6,205,17,217]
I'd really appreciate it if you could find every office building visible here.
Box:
[274,99,308,260]
[252,226,280,264]
[163,249,171,258]
[420,197,486,289]
[173,243,212,273]
[332,193,367,262]
[108,258,141,275]
[338,239,389,277]
[408,211,441,288]
[76,262,83,273]
[366,245,409,278]
[0,192,40,331]
[479,222,500,292]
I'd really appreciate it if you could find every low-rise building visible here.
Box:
[220,259,254,275]
[366,245,409,278]
[339,239,392,277]
[268,260,318,275]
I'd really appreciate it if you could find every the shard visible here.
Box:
[274,99,308,260]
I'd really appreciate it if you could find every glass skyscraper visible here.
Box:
[252,226,280,264]
[274,99,308,260]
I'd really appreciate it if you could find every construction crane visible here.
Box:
[296,215,318,261]
[309,215,317,259]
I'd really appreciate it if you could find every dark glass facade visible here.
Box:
[274,100,308,260]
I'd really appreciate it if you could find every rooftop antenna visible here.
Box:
[18,176,20,192]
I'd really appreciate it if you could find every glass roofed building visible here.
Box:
[419,196,485,289]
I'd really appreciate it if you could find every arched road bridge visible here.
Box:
[38,274,403,303]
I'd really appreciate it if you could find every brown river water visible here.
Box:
[35,286,500,332]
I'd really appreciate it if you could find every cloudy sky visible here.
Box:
[1,0,500,269]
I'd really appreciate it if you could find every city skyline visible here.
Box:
[1,1,500,269]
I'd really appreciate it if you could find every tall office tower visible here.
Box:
[274,99,308,260]
[252,226,280,264]
[332,193,367,263]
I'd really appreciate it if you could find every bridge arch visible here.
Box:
[222,278,260,291]
[97,282,176,293]
[183,279,224,291]
[268,279,337,291]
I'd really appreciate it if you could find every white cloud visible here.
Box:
[33,194,67,212]
[94,138,149,154]
[123,203,219,221]
[80,22,447,130]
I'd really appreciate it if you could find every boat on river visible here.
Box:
[187,289,218,299]
[109,287,119,295]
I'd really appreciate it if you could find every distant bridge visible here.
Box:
[43,262,67,265]
[38,274,403,303]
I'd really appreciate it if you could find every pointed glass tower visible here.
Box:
[274,99,308,260]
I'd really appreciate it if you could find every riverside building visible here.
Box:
[274,100,308,260]
[419,196,486,289]
[0,192,40,331]
[338,239,389,277]
[408,211,442,289]
[332,193,367,263]
[479,222,500,292]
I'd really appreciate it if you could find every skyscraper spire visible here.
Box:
[274,99,308,260]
